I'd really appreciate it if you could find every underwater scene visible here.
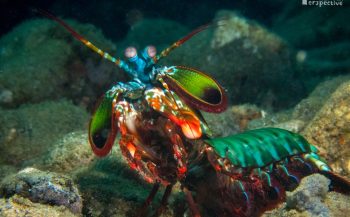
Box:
[0,0,349,216]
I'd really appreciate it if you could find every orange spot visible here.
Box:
[215,165,221,171]
[126,142,136,157]
[145,177,154,183]
[128,162,137,170]
[147,162,157,175]
[181,123,201,139]
[178,166,187,175]
[168,111,202,139]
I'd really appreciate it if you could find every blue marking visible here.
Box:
[304,162,313,172]
[273,186,280,197]
[289,174,300,183]
[266,145,280,161]
[310,152,320,160]
[141,47,152,60]
[263,172,272,186]
[243,192,249,202]
[282,141,293,154]
[321,165,331,172]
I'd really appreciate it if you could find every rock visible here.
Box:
[203,104,263,137]
[247,109,293,130]
[202,107,240,137]
[230,104,262,131]
[0,18,125,108]
[248,75,350,133]
[302,80,350,176]
[286,174,330,215]
[0,100,89,165]
[209,10,303,109]
[272,119,306,133]
[0,167,82,214]
[0,165,17,179]
[74,153,157,216]
[205,10,302,109]
[263,174,350,217]
[26,131,94,173]
[249,117,305,133]
[0,194,78,217]
[292,75,350,122]
[325,191,350,217]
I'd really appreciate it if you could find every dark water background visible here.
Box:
[1,0,283,41]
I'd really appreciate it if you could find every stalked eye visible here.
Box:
[125,46,137,59]
[146,45,156,58]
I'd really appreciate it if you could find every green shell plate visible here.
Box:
[163,66,227,113]
[89,94,117,157]
[205,128,318,168]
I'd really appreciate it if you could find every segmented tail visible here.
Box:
[37,9,123,67]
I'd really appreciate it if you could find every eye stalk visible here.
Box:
[125,46,137,59]
[145,46,157,58]
[121,46,158,84]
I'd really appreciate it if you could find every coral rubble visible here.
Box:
[263,174,350,217]
[0,100,89,165]
[0,167,82,215]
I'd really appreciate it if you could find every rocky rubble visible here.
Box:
[263,174,350,217]
[0,168,82,216]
